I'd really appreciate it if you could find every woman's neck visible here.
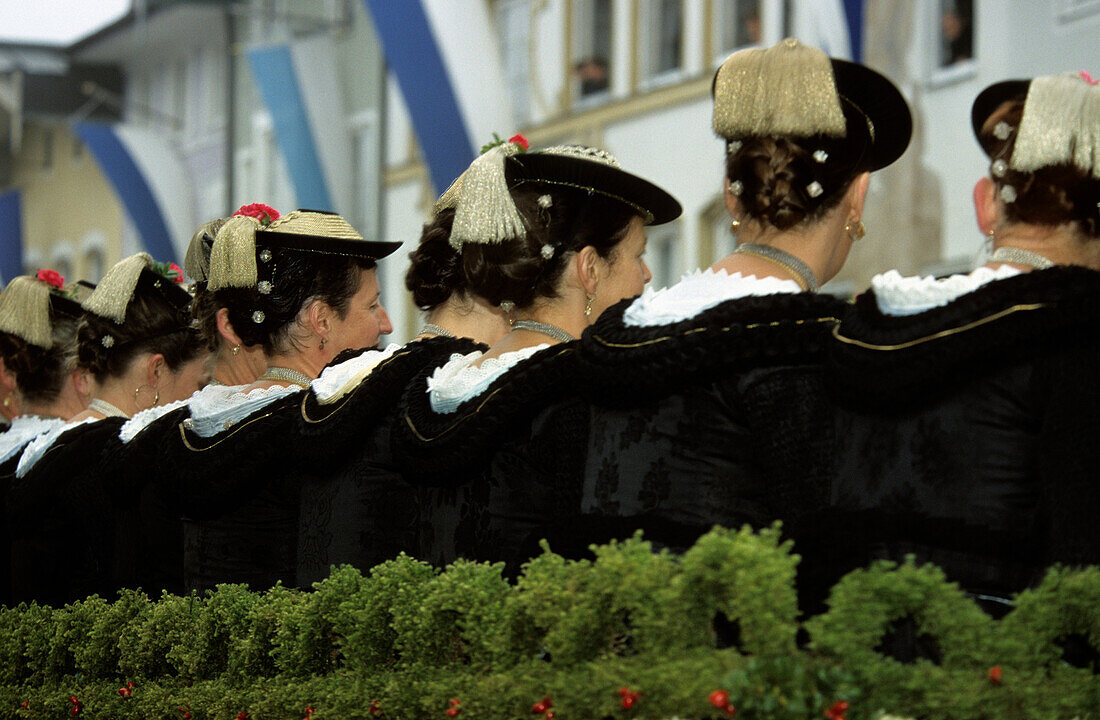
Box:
[72,377,144,420]
[989,224,1100,271]
[713,213,849,288]
[425,296,512,346]
[21,389,88,421]
[473,296,586,366]
[212,343,266,387]
[247,350,325,391]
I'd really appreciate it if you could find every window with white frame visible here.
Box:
[937,0,973,67]
[647,221,682,291]
[493,0,534,127]
[349,111,381,242]
[713,0,763,60]
[572,0,613,103]
[637,0,685,88]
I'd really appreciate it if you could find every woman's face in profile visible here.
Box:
[161,354,212,405]
[327,267,393,355]
[592,216,651,318]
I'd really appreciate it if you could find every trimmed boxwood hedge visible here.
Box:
[0,526,1096,720]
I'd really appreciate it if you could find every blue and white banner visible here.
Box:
[363,0,515,194]
[247,42,342,212]
[73,122,194,263]
[0,190,22,283]
[791,0,863,61]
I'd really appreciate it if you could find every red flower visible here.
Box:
[532,696,553,714]
[303,706,315,719]
[709,690,730,709]
[988,665,1003,684]
[545,713,555,720]
[621,695,637,710]
[445,710,460,718]
[234,203,281,226]
[237,713,249,720]
[617,687,641,710]
[369,701,382,716]
[509,133,530,151]
[167,262,186,283]
[36,269,65,289]
[177,706,192,720]
[20,701,29,708]
[68,695,82,717]
[449,699,461,707]
[118,686,131,698]
[824,700,850,720]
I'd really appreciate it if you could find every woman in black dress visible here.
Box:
[9,254,207,605]
[0,272,91,603]
[159,209,401,593]
[820,71,1100,616]
[392,140,681,572]
[574,39,911,560]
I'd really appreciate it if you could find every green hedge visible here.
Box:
[0,526,1096,719]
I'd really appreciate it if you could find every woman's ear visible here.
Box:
[72,368,92,399]
[216,307,246,348]
[973,176,999,236]
[0,358,16,394]
[146,353,166,387]
[846,171,871,220]
[574,246,603,295]
[305,299,332,340]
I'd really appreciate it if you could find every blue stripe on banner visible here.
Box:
[363,0,475,194]
[246,45,334,211]
[842,0,864,62]
[0,190,22,283]
[73,123,176,262]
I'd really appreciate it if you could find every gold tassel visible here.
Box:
[0,276,54,348]
[184,218,227,283]
[83,253,154,324]
[449,142,527,249]
[433,172,466,215]
[207,215,261,291]
[1012,73,1100,178]
[713,38,846,140]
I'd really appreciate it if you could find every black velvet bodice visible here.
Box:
[814,266,1100,613]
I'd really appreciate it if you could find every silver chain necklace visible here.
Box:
[89,398,130,419]
[512,319,576,343]
[733,242,820,292]
[258,366,313,389]
[991,246,1054,270]
[418,322,455,338]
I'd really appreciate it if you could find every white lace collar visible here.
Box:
[623,269,802,327]
[119,383,244,444]
[872,265,1023,316]
[427,344,550,414]
[311,343,402,404]
[0,415,67,464]
[184,383,300,438]
[16,417,98,478]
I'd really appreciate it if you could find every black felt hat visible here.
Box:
[257,209,401,260]
[970,79,1030,155]
[712,40,912,171]
[505,147,682,225]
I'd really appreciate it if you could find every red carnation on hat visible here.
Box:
[509,133,530,151]
[167,262,186,284]
[36,269,65,289]
[234,203,281,226]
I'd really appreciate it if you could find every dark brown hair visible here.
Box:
[78,276,205,381]
[0,312,80,404]
[980,99,1100,238]
[725,129,870,231]
[405,208,463,311]
[214,250,376,355]
[460,184,638,309]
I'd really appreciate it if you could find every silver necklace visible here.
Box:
[418,322,455,338]
[512,319,576,343]
[258,366,313,389]
[991,246,1054,270]
[89,398,130,419]
[733,242,820,292]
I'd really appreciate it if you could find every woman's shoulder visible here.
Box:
[831,265,1100,401]
[15,417,126,481]
[393,339,582,481]
[578,271,847,400]
[0,415,67,466]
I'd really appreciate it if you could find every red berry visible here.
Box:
[617,687,631,697]
[545,713,556,720]
[449,698,462,707]
[369,701,382,716]
[20,701,29,708]
[445,709,460,718]
[532,702,547,714]
[709,690,730,709]
[621,695,636,710]
[988,665,1003,684]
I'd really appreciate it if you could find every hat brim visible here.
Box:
[139,267,193,312]
[258,232,402,261]
[970,79,1030,156]
[506,153,682,226]
[829,59,912,171]
[48,293,84,320]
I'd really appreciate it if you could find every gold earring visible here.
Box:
[730,217,741,233]
[231,345,240,356]
[845,219,866,241]
[319,338,326,350]
[2,395,9,408]
[584,293,596,318]
[133,385,159,410]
